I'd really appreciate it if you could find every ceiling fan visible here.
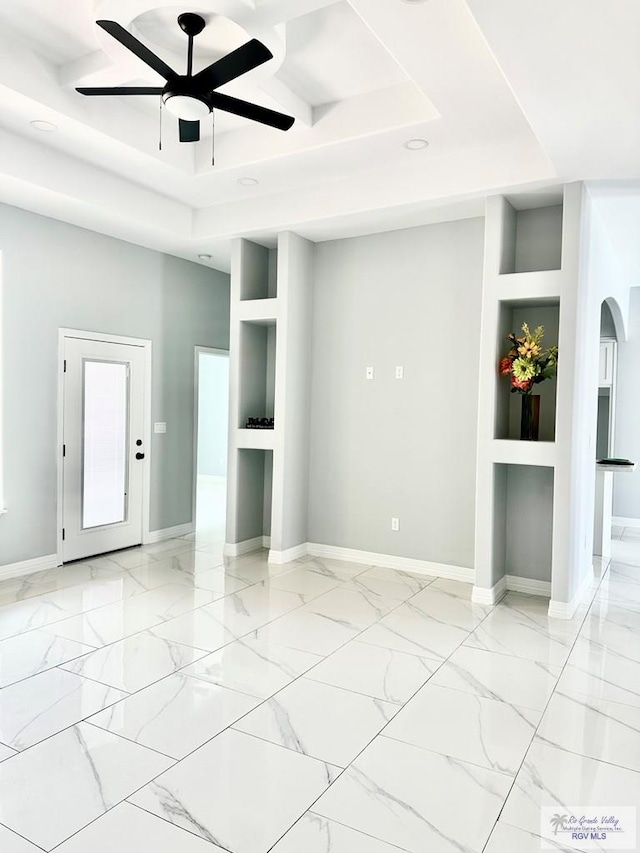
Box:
[77,12,295,143]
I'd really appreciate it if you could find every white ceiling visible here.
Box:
[0,0,638,271]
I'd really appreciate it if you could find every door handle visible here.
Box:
[135,452,145,460]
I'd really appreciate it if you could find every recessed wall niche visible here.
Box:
[492,463,554,584]
[238,321,276,428]
[494,299,560,442]
[239,243,278,301]
[499,200,563,275]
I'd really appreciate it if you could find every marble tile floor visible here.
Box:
[0,534,639,851]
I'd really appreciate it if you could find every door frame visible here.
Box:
[57,328,152,565]
[192,345,230,534]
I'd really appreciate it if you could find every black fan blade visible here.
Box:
[193,39,272,91]
[97,20,176,81]
[77,87,163,96]
[210,92,294,131]
[179,119,200,143]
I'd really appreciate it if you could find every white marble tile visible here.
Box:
[188,567,249,596]
[430,646,561,711]
[129,727,340,853]
[153,550,227,575]
[0,587,106,641]
[537,690,640,772]
[557,635,640,707]
[303,588,398,631]
[0,826,42,852]
[340,574,424,603]
[183,636,322,698]
[49,584,220,647]
[140,538,195,558]
[610,537,640,566]
[463,608,575,666]
[501,740,640,842]
[0,563,118,606]
[607,560,640,585]
[364,566,435,590]
[428,577,477,598]
[596,574,640,609]
[0,743,17,762]
[61,632,208,692]
[0,722,173,850]
[89,673,259,758]
[0,630,95,688]
[306,640,437,704]
[496,592,587,635]
[272,812,405,853]
[234,677,397,767]
[484,821,585,853]
[0,668,127,750]
[198,584,308,637]
[223,555,295,585]
[358,608,468,661]
[295,556,371,581]
[403,586,491,631]
[313,734,512,853]
[384,683,539,776]
[55,802,225,852]
[255,609,361,656]
[267,568,344,599]
[148,606,238,652]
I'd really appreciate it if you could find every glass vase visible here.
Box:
[520,394,541,441]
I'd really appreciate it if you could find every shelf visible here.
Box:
[499,201,563,275]
[237,298,279,326]
[236,429,276,450]
[490,439,556,468]
[493,270,563,303]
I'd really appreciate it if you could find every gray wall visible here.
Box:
[0,203,229,565]
[614,287,640,519]
[308,218,484,568]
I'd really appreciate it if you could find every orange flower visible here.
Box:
[499,358,513,376]
[511,376,532,392]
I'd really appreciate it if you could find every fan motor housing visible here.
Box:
[162,79,211,120]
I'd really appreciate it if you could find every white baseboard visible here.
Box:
[506,575,552,597]
[613,516,640,529]
[263,536,271,548]
[305,542,474,584]
[548,569,595,620]
[144,522,194,545]
[268,544,307,564]
[472,576,507,606]
[223,537,265,557]
[0,553,59,582]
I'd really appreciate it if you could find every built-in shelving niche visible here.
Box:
[236,449,273,544]
[239,244,278,301]
[238,321,276,429]
[494,299,560,442]
[499,199,563,275]
[493,463,554,587]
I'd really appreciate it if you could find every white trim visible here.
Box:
[306,542,474,583]
[268,543,307,564]
[192,346,230,539]
[57,329,152,565]
[143,522,194,545]
[224,537,264,557]
[0,553,59,582]
[0,251,4,515]
[505,575,552,597]
[263,536,271,548]
[613,516,640,529]
[548,568,595,620]
[472,576,507,605]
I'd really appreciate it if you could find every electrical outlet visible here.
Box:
[366,366,374,380]
[391,517,400,531]
[395,366,404,380]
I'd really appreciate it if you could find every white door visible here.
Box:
[62,335,147,562]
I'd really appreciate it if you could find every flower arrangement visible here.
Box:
[499,323,558,394]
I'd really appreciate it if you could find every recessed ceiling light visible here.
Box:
[198,254,212,261]
[30,120,57,132]
[405,138,429,150]
[238,177,259,187]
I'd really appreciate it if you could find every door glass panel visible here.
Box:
[82,360,129,529]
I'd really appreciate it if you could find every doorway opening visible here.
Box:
[194,347,230,541]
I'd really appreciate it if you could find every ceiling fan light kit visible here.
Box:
[77,12,294,152]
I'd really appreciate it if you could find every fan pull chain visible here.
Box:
[158,97,163,151]
[211,110,215,166]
